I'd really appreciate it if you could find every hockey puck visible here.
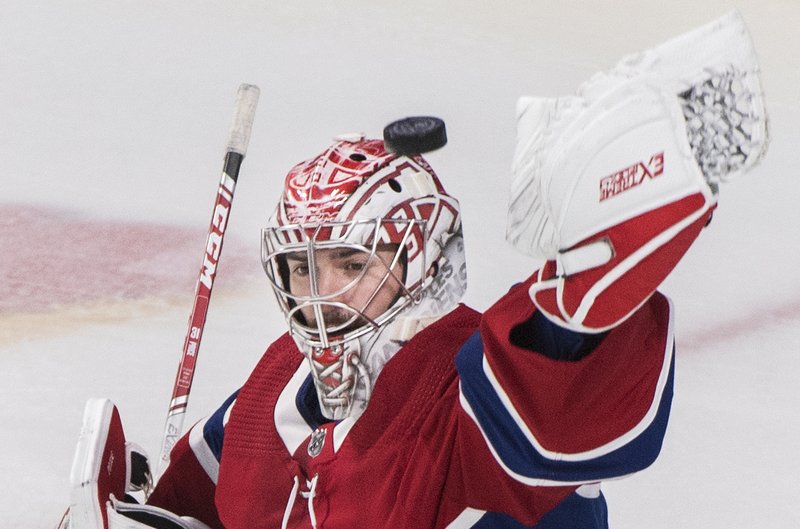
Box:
[383,116,447,155]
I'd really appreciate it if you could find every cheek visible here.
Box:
[289,275,310,296]
[369,277,403,311]
[340,277,381,313]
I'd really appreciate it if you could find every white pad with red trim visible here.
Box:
[506,10,767,332]
[67,399,154,529]
[68,399,129,529]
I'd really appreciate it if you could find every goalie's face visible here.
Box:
[285,245,405,333]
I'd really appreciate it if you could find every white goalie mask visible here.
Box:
[261,136,466,420]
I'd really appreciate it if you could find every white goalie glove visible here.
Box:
[507,10,768,332]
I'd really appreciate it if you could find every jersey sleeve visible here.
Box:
[455,277,675,486]
[146,391,238,529]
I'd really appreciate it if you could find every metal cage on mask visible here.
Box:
[262,217,429,418]
[261,218,424,346]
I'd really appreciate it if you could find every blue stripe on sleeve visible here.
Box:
[456,331,674,483]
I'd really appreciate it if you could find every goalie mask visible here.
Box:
[261,136,465,420]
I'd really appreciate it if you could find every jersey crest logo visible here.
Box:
[308,427,327,457]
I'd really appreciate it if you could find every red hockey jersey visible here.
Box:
[149,279,674,528]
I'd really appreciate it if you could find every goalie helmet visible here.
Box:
[261,135,465,420]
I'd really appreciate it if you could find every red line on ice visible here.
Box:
[678,299,800,352]
[0,204,250,313]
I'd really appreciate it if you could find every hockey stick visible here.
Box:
[156,84,260,477]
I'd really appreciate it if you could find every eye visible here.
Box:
[344,259,367,273]
[291,263,310,277]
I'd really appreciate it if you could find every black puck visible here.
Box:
[383,116,447,155]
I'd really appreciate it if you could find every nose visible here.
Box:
[309,272,358,328]
[314,268,351,301]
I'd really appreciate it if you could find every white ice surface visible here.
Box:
[2,1,799,527]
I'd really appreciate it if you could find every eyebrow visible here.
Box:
[329,248,366,259]
[285,248,365,263]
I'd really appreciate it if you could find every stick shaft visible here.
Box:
[156,85,259,476]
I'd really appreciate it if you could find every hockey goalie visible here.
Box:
[61,10,767,529]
